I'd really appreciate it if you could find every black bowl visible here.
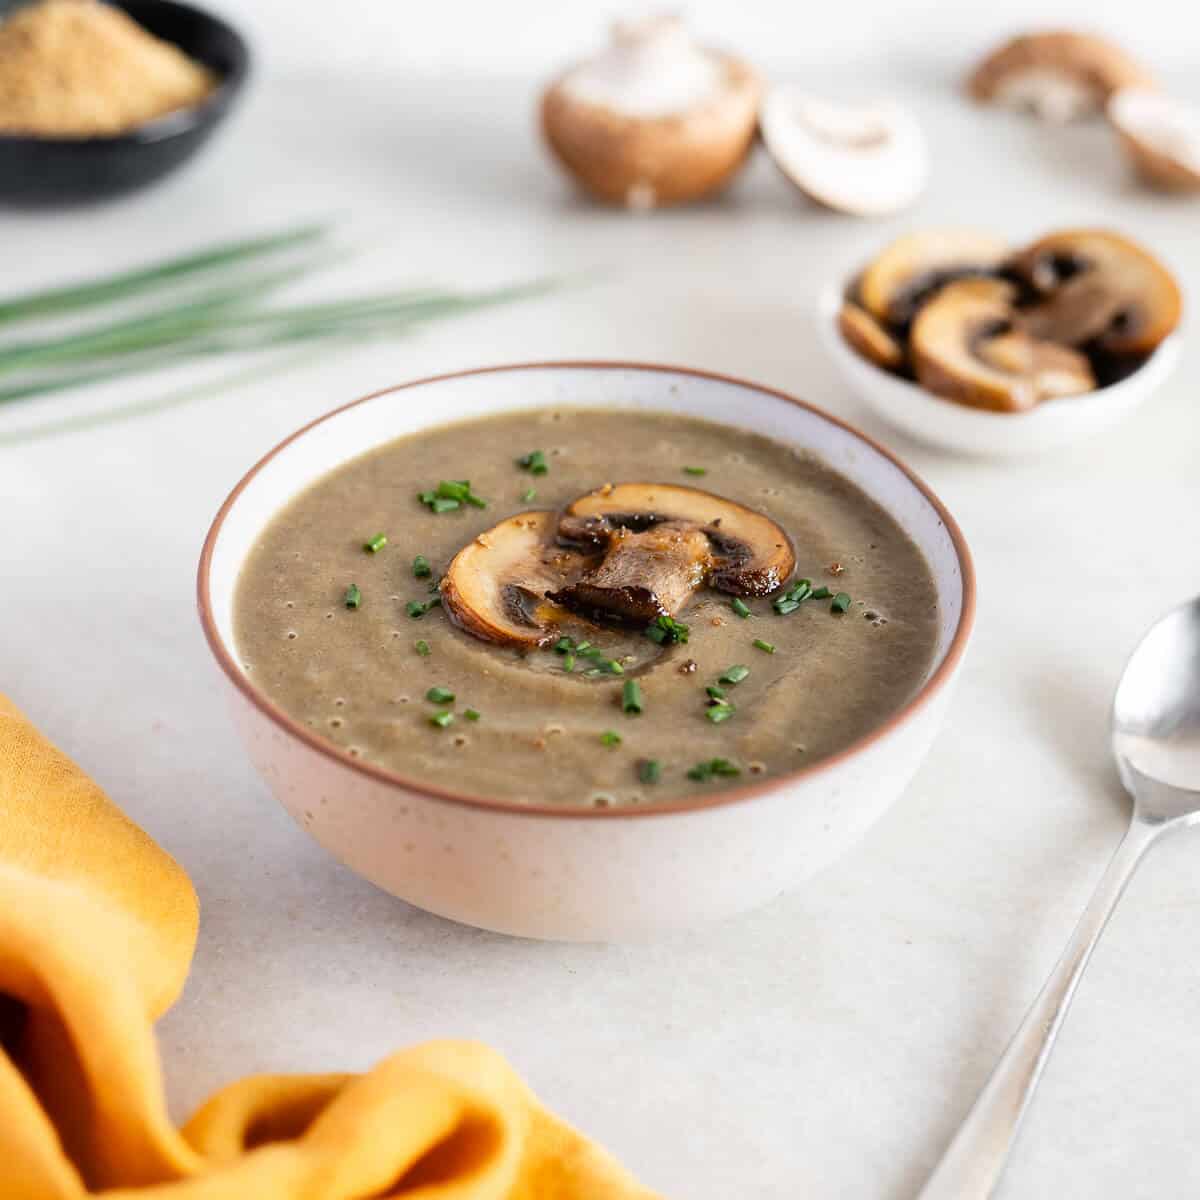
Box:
[0,0,250,205]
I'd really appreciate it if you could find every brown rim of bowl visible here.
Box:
[197,361,976,821]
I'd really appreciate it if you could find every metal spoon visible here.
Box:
[917,596,1200,1199]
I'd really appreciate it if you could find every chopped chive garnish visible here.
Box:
[363,533,387,553]
[831,592,852,614]
[425,685,455,704]
[731,598,751,619]
[645,615,690,645]
[414,639,431,656]
[521,488,537,502]
[687,757,741,782]
[622,679,644,715]
[464,708,481,722]
[773,578,815,614]
[517,449,549,475]
[429,711,454,728]
[600,730,621,747]
[412,555,432,577]
[419,480,487,513]
[638,759,662,785]
[682,466,707,476]
[706,684,727,700]
[551,636,622,675]
[753,638,776,654]
[406,596,441,618]
[706,704,735,724]
[810,586,832,600]
[719,664,750,685]
[343,583,362,609]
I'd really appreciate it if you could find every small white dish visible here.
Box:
[199,363,975,942]
[817,282,1182,458]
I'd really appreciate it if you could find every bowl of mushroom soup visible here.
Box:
[198,363,975,940]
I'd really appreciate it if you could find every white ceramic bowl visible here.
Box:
[817,283,1182,458]
[198,363,975,941]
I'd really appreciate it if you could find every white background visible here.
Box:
[219,0,1200,78]
[3,4,1200,1200]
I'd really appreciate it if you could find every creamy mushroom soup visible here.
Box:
[234,409,939,806]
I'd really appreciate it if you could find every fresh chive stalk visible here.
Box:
[831,592,852,613]
[363,533,387,553]
[0,223,328,328]
[622,680,644,715]
[425,686,455,704]
[719,664,750,685]
[414,639,431,656]
[731,598,751,618]
[344,583,362,609]
[429,711,454,728]
[412,555,432,577]
[600,730,622,747]
[682,466,707,476]
[464,708,481,721]
[753,638,776,654]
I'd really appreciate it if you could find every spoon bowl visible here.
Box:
[1112,596,1200,802]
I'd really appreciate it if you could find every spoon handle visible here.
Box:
[915,816,1161,1200]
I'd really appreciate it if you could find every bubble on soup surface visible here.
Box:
[285,600,294,608]
[346,747,361,758]
[285,631,298,640]
[749,761,766,775]
[329,717,343,729]
[589,792,614,808]
[334,697,345,707]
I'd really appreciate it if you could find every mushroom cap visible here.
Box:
[1109,88,1200,193]
[559,483,795,599]
[910,278,1096,412]
[967,31,1156,122]
[857,229,1012,328]
[759,88,929,216]
[440,510,579,648]
[837,300,905,371]
[540,16,761,208]
[1011,228,1182,354]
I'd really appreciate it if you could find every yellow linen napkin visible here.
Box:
[0,695,659,1199]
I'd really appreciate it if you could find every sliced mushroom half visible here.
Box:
[911,278,1096,412]
[440,511,581,648]
[759,88,928,216]
[550,483,795,622]
[838,301,905,371]
[1011,229,1182,355]
[967,31,1155,123]
[857,229,1011,329]
[540,15,761,208]
[1109,88,1200,194]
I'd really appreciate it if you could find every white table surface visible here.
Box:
[4,68,1199,1200]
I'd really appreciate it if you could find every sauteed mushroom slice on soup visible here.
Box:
[550,483,795,622]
